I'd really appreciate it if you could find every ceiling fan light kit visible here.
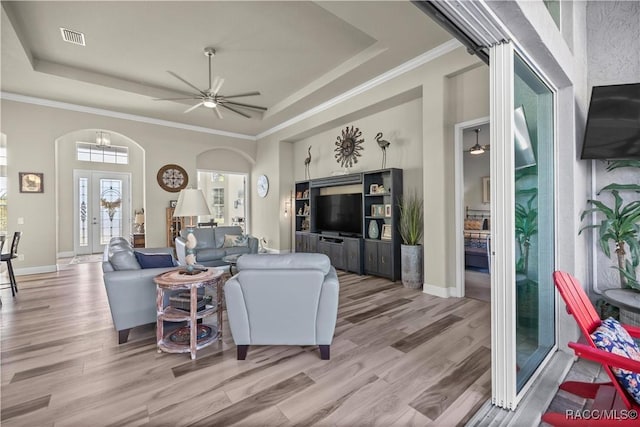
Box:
[469,128,488,155]
[153,47,266,120]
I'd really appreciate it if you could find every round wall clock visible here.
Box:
[257,174,269,197]
[157,164,188,192]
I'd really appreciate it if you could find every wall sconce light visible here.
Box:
[284,191,293,217]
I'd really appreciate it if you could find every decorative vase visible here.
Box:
[368,220,379,239]
[401,244,423,289]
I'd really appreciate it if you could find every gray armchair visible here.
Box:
[224,253,339,360]
[102,237,177,344]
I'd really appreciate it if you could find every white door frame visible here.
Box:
[73,170,131,255]
[453,116,490,298]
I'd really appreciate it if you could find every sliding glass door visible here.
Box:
[490,43,556,408]
[513,54,555,392]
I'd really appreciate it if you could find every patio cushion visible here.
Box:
[591,317,640,404]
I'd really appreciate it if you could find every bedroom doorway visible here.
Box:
[454,118,490,301]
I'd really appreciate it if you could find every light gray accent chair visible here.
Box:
[174,226,258,267]
[102,237,177,344]
[224,253,339,360]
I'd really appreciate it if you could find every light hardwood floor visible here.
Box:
[1,261,491,426]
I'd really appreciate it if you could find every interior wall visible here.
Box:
[291,97,423,189]
[254,45,488,291]
[443,64,490,290]
[56,130,144,254]
[463,124,490,210]
[251,138,281,250]
[1,99,256,272]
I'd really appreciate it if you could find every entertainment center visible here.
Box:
[294,168,403,281]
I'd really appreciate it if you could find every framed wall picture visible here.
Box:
[19,172,44,193]
[169,200,178,208]
[381,224,392,240]
[371,204,385,217]
[369,184,378,194]
[482,177,490,204]
[384,204,392,217]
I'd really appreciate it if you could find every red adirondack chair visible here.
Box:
[542,271,640,426]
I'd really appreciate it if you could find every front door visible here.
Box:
[74,170,130,254]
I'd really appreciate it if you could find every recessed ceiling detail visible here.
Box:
[59,27,85,46]
[1,2,455,136]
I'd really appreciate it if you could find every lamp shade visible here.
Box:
[173,189,212,217]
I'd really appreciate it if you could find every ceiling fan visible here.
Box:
[153,47,266,119]
[465,128,490,155]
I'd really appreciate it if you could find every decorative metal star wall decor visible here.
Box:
[334,125,364,168]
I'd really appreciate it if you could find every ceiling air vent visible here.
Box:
[60,28,85,46]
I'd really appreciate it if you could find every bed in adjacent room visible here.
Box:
[464,207,491,271]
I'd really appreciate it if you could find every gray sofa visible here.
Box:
[175,226,258,267]
[224,253,339,360]
[102,237,177,344]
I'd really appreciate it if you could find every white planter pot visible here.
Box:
[401,244,423,289]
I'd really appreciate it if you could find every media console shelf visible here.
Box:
[294,168,402,281]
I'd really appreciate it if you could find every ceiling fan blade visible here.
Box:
[224,100,267,111]
[167,71,206,95]
[152,97,200,101]
[208,76,220,93]
[222,91,261,99]
[212,77,225,95]
[213,106,223,119]
[184,102,204,114]
[220,104,250,118]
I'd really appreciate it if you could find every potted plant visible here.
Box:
[580,188,640,289]
[398,192,423,289]
[579,160,640,322]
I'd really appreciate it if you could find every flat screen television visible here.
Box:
[581,83,640,159]
[315,194,362,236]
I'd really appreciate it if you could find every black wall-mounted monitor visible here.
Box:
[581,83,640,159]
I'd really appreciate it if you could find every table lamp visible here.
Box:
[173,188,212,273]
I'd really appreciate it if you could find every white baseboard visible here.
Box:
[57,251,75,258]
[422,283,456,298]
[14,265,58,276]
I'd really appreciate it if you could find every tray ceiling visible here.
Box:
[1,1,453,136]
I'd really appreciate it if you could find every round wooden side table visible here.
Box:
[154,268,224,359]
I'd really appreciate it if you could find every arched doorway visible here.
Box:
[55,129,145,256]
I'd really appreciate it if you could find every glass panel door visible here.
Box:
[74,170,130,254]
[513,54,555,391]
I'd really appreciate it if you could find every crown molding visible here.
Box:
[256,38,463,140]
[1,39,463,143]
[0,92,256,141]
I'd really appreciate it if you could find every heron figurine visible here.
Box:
[375,132,390,169]
[304,146,312,179]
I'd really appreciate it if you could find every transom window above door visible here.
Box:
[76,142,129,164]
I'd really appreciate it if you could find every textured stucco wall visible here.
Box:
[587,1,640,86]
[586,1,640,290]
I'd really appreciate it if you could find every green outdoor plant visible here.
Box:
[580,189,640,290]
[515,192,538,274]
[398,192,423,245]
